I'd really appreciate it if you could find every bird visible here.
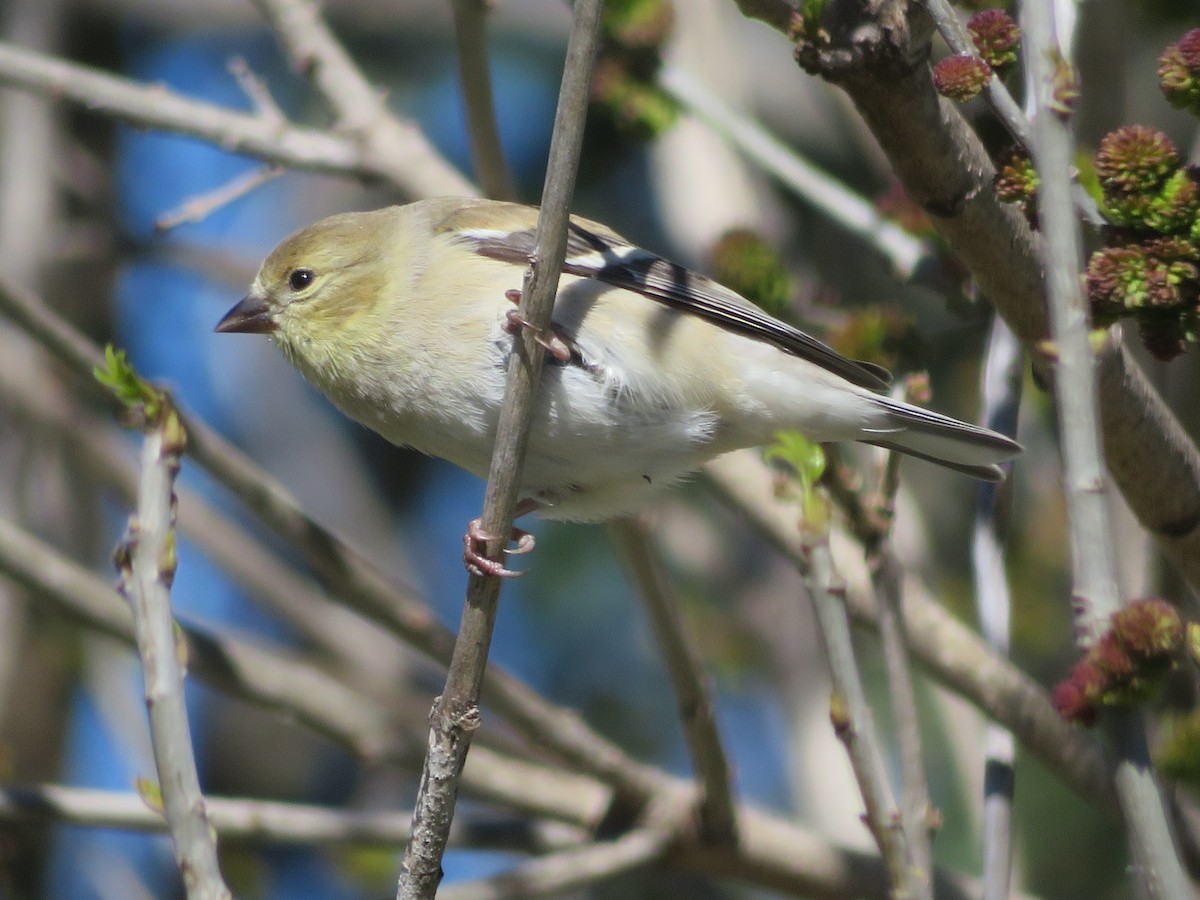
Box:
[217,197,1020,575]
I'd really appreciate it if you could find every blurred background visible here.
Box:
[1,0,1199,897]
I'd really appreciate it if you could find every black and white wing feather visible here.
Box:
[442,200,891,391]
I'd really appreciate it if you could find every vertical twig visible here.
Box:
[802,536,925,899]
[115,395,230,900]
[451,0,516,200]
[872,549,933,890]
[1021,4,1189,896]
[1021,7,1120,640]
[865,395,935,891]
[396,2,605,897]
[607,517,738,845]
[973,316,1023,900]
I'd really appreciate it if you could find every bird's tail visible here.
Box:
[861,395,1021,482]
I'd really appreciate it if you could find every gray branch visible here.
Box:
[0,784,588,852]
[1021,3,1188,894]
[608,517,738,845]
[802,537,924,898]
[117,402,230,899]
[451,0,516,200]
[0,42,462,195]
[249,0,475,196]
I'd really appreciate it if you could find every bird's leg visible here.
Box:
[503,289,572,363]
[462,499,540,578]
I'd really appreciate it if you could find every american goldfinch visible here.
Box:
[217,197,1019,530]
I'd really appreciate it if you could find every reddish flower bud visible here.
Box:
[933,54,991,102]
[1095,126,1180,197]
[1112,598,1183,660]
[1158,29,1200,115]
[967,10,1020,72]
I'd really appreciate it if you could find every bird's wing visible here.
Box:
[439,201,892,392]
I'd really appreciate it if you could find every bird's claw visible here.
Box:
[463,517,536,578]
[503,308,572,364]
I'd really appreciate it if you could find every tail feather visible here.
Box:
[866,395,1021,481]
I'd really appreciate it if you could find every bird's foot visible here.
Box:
[463,517,536,579]
[503,307,573,364]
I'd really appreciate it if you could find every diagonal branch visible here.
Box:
[871,546,933,886]
[0,352,383,677]
[658,64,928,279]
[608,517,738,845]
[249,0,475,198]
[919,0,1030,146]
[436,821,681,900]
[851,424,935,886]
[0,42,462,196]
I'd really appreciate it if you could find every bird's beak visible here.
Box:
[215,293,276,334]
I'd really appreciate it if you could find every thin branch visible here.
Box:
[1021,5,1187,895]
[0,511,400,763]
[823,446,934,885]
[451,0,517,200]
[0,42,464,195]
[0,784,588,852]
[116,399,230,899]
[857,401,935,889]
[673,802,1022,900]
[1021,13,1115,641]
[227,55,287,125]
[973,316,1023,900]
[249,0,476,197]
[703,451,1118,812]
[437,823,679,900]
[154,164,283,232]
[801,534,923,898]
[398,3,605,896]
[658,64,928,279]
[149,55,289,230]
[871,550,933,889]
[918,0,1031,146]
[607,517,738,845]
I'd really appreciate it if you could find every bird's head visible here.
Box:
[216,209,405,366]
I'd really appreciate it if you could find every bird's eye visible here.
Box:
[288,268,315,292]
